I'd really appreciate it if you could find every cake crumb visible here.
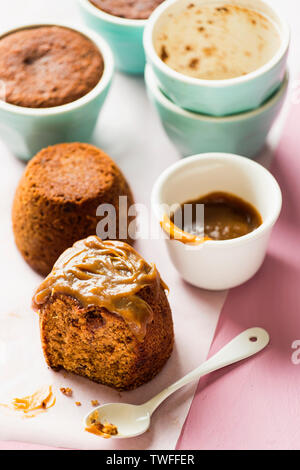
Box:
[60,387,73,397]
[75,402,82,407]
[91,400,99,407]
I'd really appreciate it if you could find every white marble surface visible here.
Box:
[0,0,298,450]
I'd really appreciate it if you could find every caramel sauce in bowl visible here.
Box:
[163,191,262,244]
[151,153,282,290]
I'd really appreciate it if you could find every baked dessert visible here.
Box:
[33,236,174,391]
[89,0,165,20]
[0,26,104,108]
[12,143,134,276]
[154,3,281,80]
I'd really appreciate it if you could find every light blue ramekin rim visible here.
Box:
[144,0,290,116]
[77,0,146,75]
[0,22,114,161]
[145,64,289,158]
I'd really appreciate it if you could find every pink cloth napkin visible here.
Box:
[177,99,300,450]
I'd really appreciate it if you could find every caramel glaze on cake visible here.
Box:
[0,26,104,108]
[12,143,135,276]
[89,0,165,20]
[33,236,174,391]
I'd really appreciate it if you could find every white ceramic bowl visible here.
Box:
[144,0,290,115]
[151,153,282,290]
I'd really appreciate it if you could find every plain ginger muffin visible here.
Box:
[89,0,165,20]
[0,26,104,108]
[12,143,135,276]
[33,236,174,391]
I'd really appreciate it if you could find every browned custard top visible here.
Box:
[171,192,262,241]
[89,0,165,20]
[33,236,163,341]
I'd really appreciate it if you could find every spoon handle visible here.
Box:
[145,327,269,415]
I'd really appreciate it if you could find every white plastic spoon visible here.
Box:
[84,327,269,439]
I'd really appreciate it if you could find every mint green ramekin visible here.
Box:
[144,0,290,116]
[78,0,146,75]
[145,64,288,158]
[0,23,114,161]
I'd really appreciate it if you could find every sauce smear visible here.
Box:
[0,386,56,418]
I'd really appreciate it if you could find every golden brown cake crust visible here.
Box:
[39,283,174,391]
[90,0,165,20]
[0,26,104,108]
[12,143,135,276]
